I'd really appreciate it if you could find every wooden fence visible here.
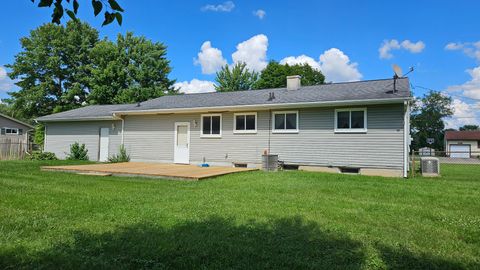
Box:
[0,137,30,160]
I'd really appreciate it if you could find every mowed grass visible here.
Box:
[0,161,479,269]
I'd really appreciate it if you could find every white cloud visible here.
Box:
[445,41,480,61]
[447,66,480,100]
[445,98,479,129]
[174,79,216,94]
[401,40,426,53]
[0,66,14,92]
[280,48,362,82]
[253,9,266,19]
[379,39,425,59]
[231,34,268,72]
[280,55,321,70]
[319,48,362,82]
[194,41,227,74]
[201,1,235,12]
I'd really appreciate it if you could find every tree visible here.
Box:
[6,21,99,120]
[459,125,479,131]
[88,32,176,104]
[214,62,258,92]
[254,61,325,89]
[411,91,454,150]
[30,0,124,26]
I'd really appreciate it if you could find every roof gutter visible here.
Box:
[112,97,412,116]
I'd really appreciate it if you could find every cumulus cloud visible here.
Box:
[445,98,479,129]
[174,79,216,94]
[379,39,425,59]
[280,48,362,82]
[194,41,227,74]
[0,66,14,92]
[253,9,266,19]
[447,66,480,100]
[445,41,480,61]
[201,1,235,12]
[231,34,268,71]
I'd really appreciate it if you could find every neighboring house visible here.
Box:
[0,113,33,143]
[37,77,412,177]
[445,131,480,158]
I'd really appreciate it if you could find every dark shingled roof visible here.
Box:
[445,131,480,140]
[37,78,410,121]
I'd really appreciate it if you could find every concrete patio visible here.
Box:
[42,162,257,180]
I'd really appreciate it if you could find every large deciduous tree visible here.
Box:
[411,91,454,150]
[6,21,99,120]
[214,62,258,92]
[88,32,176,104]
[7,21,176,120]
[254,61,325,89]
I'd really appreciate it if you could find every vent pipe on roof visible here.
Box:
[287,75,301,90]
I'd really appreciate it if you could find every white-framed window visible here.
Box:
[1,127,22,135]
[272,111,299,133]
[334,108,367,133]
[234,112,257,134]
[201,114,222,138]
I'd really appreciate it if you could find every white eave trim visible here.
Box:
[112,97,411,116]
[36,117,116,122]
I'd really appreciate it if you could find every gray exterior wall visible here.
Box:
[44,104,405,170]
[0,115,31,142]
[122,104,405,170]
[44,120,121,161]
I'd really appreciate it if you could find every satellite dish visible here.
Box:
[392,64,403,78]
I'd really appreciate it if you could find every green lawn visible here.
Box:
[0,160,479,269]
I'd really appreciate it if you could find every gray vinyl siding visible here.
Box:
[0,116,31,142]
[270,105,404,169]
[44,121,121,161]
[122,104,404,170]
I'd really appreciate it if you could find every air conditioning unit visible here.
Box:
[420,157,440,177]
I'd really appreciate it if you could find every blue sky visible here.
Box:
[0,0,479,127]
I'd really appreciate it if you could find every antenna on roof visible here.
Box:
[392,64,403,93]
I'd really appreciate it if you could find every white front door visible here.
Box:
[450,144,470,158]
[99,128,110,162]
[174,122,190,164]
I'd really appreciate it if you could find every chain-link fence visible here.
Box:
[410,150,480,178]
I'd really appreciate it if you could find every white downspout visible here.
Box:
[403,100,410,178]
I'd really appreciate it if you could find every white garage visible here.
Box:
[449,144,471,159]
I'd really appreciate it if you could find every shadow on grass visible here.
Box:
[1,217,476,269]
[1,217,364,269]
[377,244,478,270]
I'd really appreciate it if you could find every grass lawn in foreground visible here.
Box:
[0,160,479,269]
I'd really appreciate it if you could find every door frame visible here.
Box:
[99,127,110,162]
[174,122,190,164]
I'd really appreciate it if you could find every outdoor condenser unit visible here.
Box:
[420,157,440,177]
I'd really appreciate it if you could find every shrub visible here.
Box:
[66,142,89,160]
[108,145,130,163]
[27,151,58,160]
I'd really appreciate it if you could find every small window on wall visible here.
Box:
[272,111,298,133]
[335,108,367,133]
[234,113,257,133]
[1,128,20,135]
[201,114,222,137]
